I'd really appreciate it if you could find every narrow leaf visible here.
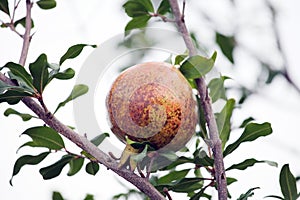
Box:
[59,44,96,65]
[0,78,32,95]
[216,32,235,63]
[174,54,188,65]
[21,126,65,150]
[2,62,34,90]
[157,169,190,185]
[280,164,298,200]
[51,68,75,80]
[123,0,152,17]
[208,76,229,103]
[216,99,235,149]
[84,194,94,200]
[52,191,64,200]
[139,0,154,12]
[131,145,148,163]
[0,90,31,105]
[4,108,36,121]
[240,117,255,128]
[36,0,56,10]
[171,178,203,193]
[10,152,50,185]
[14,17,34,28]
[85,162,99,175]
[29,54,49,94]
[125,15,151,34]
[265,195,284,199]
[223,122,272,157]
[226,158,277,171]
[90,133,109,146]
[180,51,216,79]
[162,156,193,170]
[237,187,260,200]
[54,84,88,114]
[67,157,84,176]
[0,0,10,15]
[39,155,73,180]
[157,0,171,15]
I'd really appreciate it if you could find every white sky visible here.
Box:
[1,0,300,199]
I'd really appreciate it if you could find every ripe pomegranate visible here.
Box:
[106,62,197,170]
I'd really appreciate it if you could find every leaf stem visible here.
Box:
[168,0,228,199]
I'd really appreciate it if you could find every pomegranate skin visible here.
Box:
[106,62,197,152]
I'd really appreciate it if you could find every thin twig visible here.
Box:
[19,0,33,66]
[163,187,173,200]
[168,0,227,199]
[150,13,175,22]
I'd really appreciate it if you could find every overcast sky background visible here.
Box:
[1,0,300,199]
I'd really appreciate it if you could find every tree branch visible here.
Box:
[19,0,33,66]
[0,1,166,199]
[168,0,228,199]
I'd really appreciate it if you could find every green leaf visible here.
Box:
[280,164,298,200]
[237,187,260,200]
[226,158,277,171]
[83,194,94,200]
[196,96,208,138]
[0,80,31,94]
[67,157,84,176]
[54,84,88,114]
[171,178,203,193]
[90,133,109,146]
[51,68,75,80]
[216,99,235,149]
[157,0,171,15]
[21,126,65,150]
[2,62,35,90]
[131,145,148,164]
[85,162,99,175]
[52,191,64,200]
[227,177,238,185]
[123,0,153,17]
[125,15,151,34]
[174,54,188,65]
[216,32,235,63]
[4,108,36,121]
[40,155,73,180]
[36,0,56,10]
[194,150,214,167]
[162,156,193,170]
[29,54,49,94]
[14,17,34,28]
[10,152,50,185]
[157,169,190,185]
[264,195,284,200]
[180,51,217,79]
[208,76,229,103]
[59,44,96,65]
[0,0,9,15]
[0,90,32,104]
[223,122,272,157]
[240,117,255,128]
